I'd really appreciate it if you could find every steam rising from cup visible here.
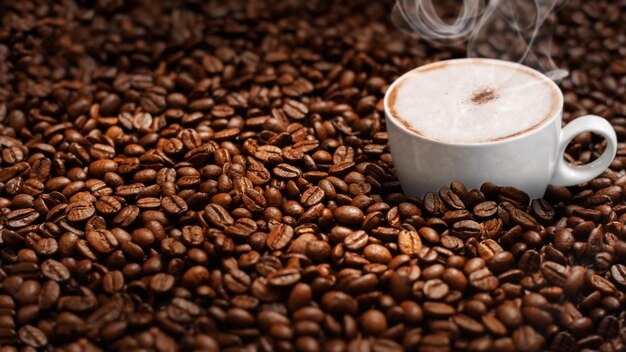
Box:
[391,0,569,81]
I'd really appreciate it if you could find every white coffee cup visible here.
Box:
[384,58,618,199]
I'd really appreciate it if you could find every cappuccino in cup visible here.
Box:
[387,59,561,144]
[384,58,617,199]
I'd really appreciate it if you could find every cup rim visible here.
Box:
[383,58,564,147]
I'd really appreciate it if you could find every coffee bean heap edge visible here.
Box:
[1,0,626,351]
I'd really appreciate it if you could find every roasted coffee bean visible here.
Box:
[451,220,482,240]
[5,208,39,228]
[423,279,449,300]
[424,192,446,216]
[18,325,47,348]
[301,186,325,207]
[273,164,302,179]
[150,273,176,293]
[610,264,626,287]
[267,223,294,250]
[512,326,544,352]
[334,206,364,227]
[423,302,455,318]
[86,230,118,254]
[398,229,422,256]
[363,244,392,264]
[469,268,499,291]
[453,313,484,334]
[439,186,465,210]
[65,201,96,222]
[40,260,70,282]
[541,261,569,287]
[102,271,125,294]
[203,203,234,229]
[161,195,188,215]
[361,309,387,336]
[268,268,301,287]
[473,201,498,218]
[531,199,555,223]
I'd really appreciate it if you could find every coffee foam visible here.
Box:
[387,59,561,144]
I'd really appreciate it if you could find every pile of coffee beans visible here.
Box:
[1,0,626,351]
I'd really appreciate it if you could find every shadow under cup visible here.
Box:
[383,58,589,200]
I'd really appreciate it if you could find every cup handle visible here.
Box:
[551,115,617,187]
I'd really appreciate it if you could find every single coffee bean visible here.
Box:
[453,313,484,334]
[451,220,482,240]
[40,260,70,282]
[102,270,125,294]
[65,201,95,222]
[541,261,569,287]
[301,186,325,207]
[267,223,294,250]
[5,208,39,228]
[86,230,119,254]
[439,186,465,210]
[203,203,234,229]
[181,266,210,288]
[361,309,387,336]
[473,201,498,218]
[423,302,455,318]
[610,264,626,287]
[150,273,176,293]
[268,268,301,287]
[18,325,47,348]
[398,229,422,256]
[424,192,446,216]
[161,195,188,215]
[423,279,449,300]
[469,268,499,291]
[334,206,364,227]
[363,244,392,264]
[321,291,358,315]
[273,163,302,179]
[512,326,544,352]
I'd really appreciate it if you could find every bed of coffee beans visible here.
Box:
[1,0,626,351]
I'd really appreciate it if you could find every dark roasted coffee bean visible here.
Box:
[5,208,40,228]
[86,230,119,254]
[474,201,498,218]
[203,203,234,229]
[531,198,555,223]
[301,186,325,207]
[512,326,544,352]
[610,264,626,287]
[451,220,482,240]
[267,223,294,250]
[423,302,455,318]
[102,270,125,294]
[18,325,47,348]
[273,163,302,179]
[361,309,387,336]
[363,244,392,264]
[40,259,70,282]
[398,229,422,256]
[423,279,449,300]
[469,268,499,291]
[334,205,364,227]
[541,261,569,287]
[65,201,95,222]
[424,192,446,216]
[161,195,188,215]
[439,186,464,210]
[268,268,301,287]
